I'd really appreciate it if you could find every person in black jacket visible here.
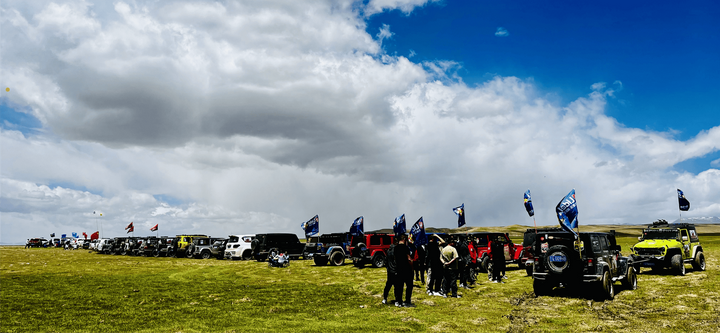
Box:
[425,235,444,296]
[395,234,414,307]
[413,242,426,284]
[382,238,398,305]
[456,238,471,288]
[491,236,505,283]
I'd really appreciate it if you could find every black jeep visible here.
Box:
[251,233,306,261]
[532,230,638,300]
[306,232,351,266]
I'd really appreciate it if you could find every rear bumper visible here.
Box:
[533,272,602,283]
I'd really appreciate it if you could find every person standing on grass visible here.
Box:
[491,236,505,283]
[382,238,398,305]
[457,237,471,288]
[395,234,414,307]
[413,241,426,284]
[441,238,461,298]
[426,235,444,296]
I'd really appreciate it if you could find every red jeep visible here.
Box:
[348,233,395,268]
[464,232,524,272]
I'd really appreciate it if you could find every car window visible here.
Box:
[477,236,488,247]
[591,235,601,253]
[380,235,391,245]
[681,229,688,240]
[370,235,381,246]
[689,229,699,242]
[599,236,609,251]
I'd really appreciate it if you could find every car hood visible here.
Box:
[633,239,680,248]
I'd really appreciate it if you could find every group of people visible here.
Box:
[382,234,508,307]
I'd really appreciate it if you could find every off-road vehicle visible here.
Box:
[224,234,255,260]
[185,236,212,258]
[210,238,228,259]
[463,232,524,272]
[110,237,127,254]
[631,220,706,275]
[152,237,174,257]
[521,228,565,275]
[251,233,306,261]
[349,233,395,268]
[136,237,160,257]
[189,237,226,259]
[306,232,351,266]
[532,230,638,300]
[174,234,208,258]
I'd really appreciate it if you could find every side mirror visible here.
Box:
[682,236,688,241]
[638,236,642,241]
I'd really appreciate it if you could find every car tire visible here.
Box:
[671,254,685,276]
[153,250,160,257]
[533,278,551,296]
[480,256,490,273]
[242,250,252,260]
[691,252,706,271]
[329,251,345,266]
[314,256,328,266]
[201,251,211,260]
[250,239,259,251]
[372,254,386,268]
[596,270,614,301]
[621,267,638,290]
[544,245,576,275]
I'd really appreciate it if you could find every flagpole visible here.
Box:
[533,216,537,234]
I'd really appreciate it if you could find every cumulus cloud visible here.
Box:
[495,27,509,37]
[1,0,719,244]
[365,0,440,16]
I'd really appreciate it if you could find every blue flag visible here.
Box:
[301,215,319,237]
[61,234,66,240]
[350,216,364,236]
[453,204,466,227]
[524,190,534,217]
[50,233,55,237]
[677,189,690,211]
[555,189,578,235]
[410,217,428,246]
[393,214,406,235]
[72,232,78,238]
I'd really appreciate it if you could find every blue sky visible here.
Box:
[367,1,720,143]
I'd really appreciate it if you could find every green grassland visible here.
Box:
[2,224,720,332]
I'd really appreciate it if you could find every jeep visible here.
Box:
[96,238,114,254]
[521,228,564,276]
[306,232,352,266]
[189,237,226,259]
[224,234,255,260]
[631,220,706,275]
[110,237,127,255]
[185,236,211,258]
[532,230,637,300]
[349,233,395,268]
[153,237,174,257]
[174,234,208,258]
[136,237,161,257]
[251,233,306,261]
[463,232,524,273]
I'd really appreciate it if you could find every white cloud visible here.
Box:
[365,0,440,16]
[495,27,509,37]
[1,1,719,244]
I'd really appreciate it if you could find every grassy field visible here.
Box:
[2,225,720,332]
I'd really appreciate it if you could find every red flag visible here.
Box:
[90,231,100,240]
[127,225,134,233]
[125,222,133,230]
[150,224,158,232]
[82,232,88,239]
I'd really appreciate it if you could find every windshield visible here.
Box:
[643,229,678,240]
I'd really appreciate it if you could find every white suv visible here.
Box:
[224,234,255,260]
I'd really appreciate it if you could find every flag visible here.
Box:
[82,232,88,239]
[453,204,466,227]
[301,215,319,237]
[150,224,158,232]
[50,233,55,237]
[61,234,66,239]
[677,189,690,211]
[555,189,578,235]
[524,190,535,217]
[349,216,364,236]
[91,231,99,240]
[72,232,78,238]
[125,222,133,230]
[393,214,406,235]
[410,217,428,246]
[127,225,134,233]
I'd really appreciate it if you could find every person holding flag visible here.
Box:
[453,204,465,227]
[301,215,319,238]
[393,214,406,235]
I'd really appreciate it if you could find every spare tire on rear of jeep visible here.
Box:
[544,245,578,275]
[250,239,259,251]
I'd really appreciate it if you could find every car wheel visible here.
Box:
[670,254,685,276]
[329,251,345,266]
[201,251,211,260]
[242,250,252,260]
[622,267,638,290]
[596,270,614,301]
[372,254,386,268]
[153,250,160,258]
[691,252,706,271]
[313,256,328,266]
[250,239,259,251]
[544,245,575,275]
[480,256,490,273]
[533,279,551,296]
